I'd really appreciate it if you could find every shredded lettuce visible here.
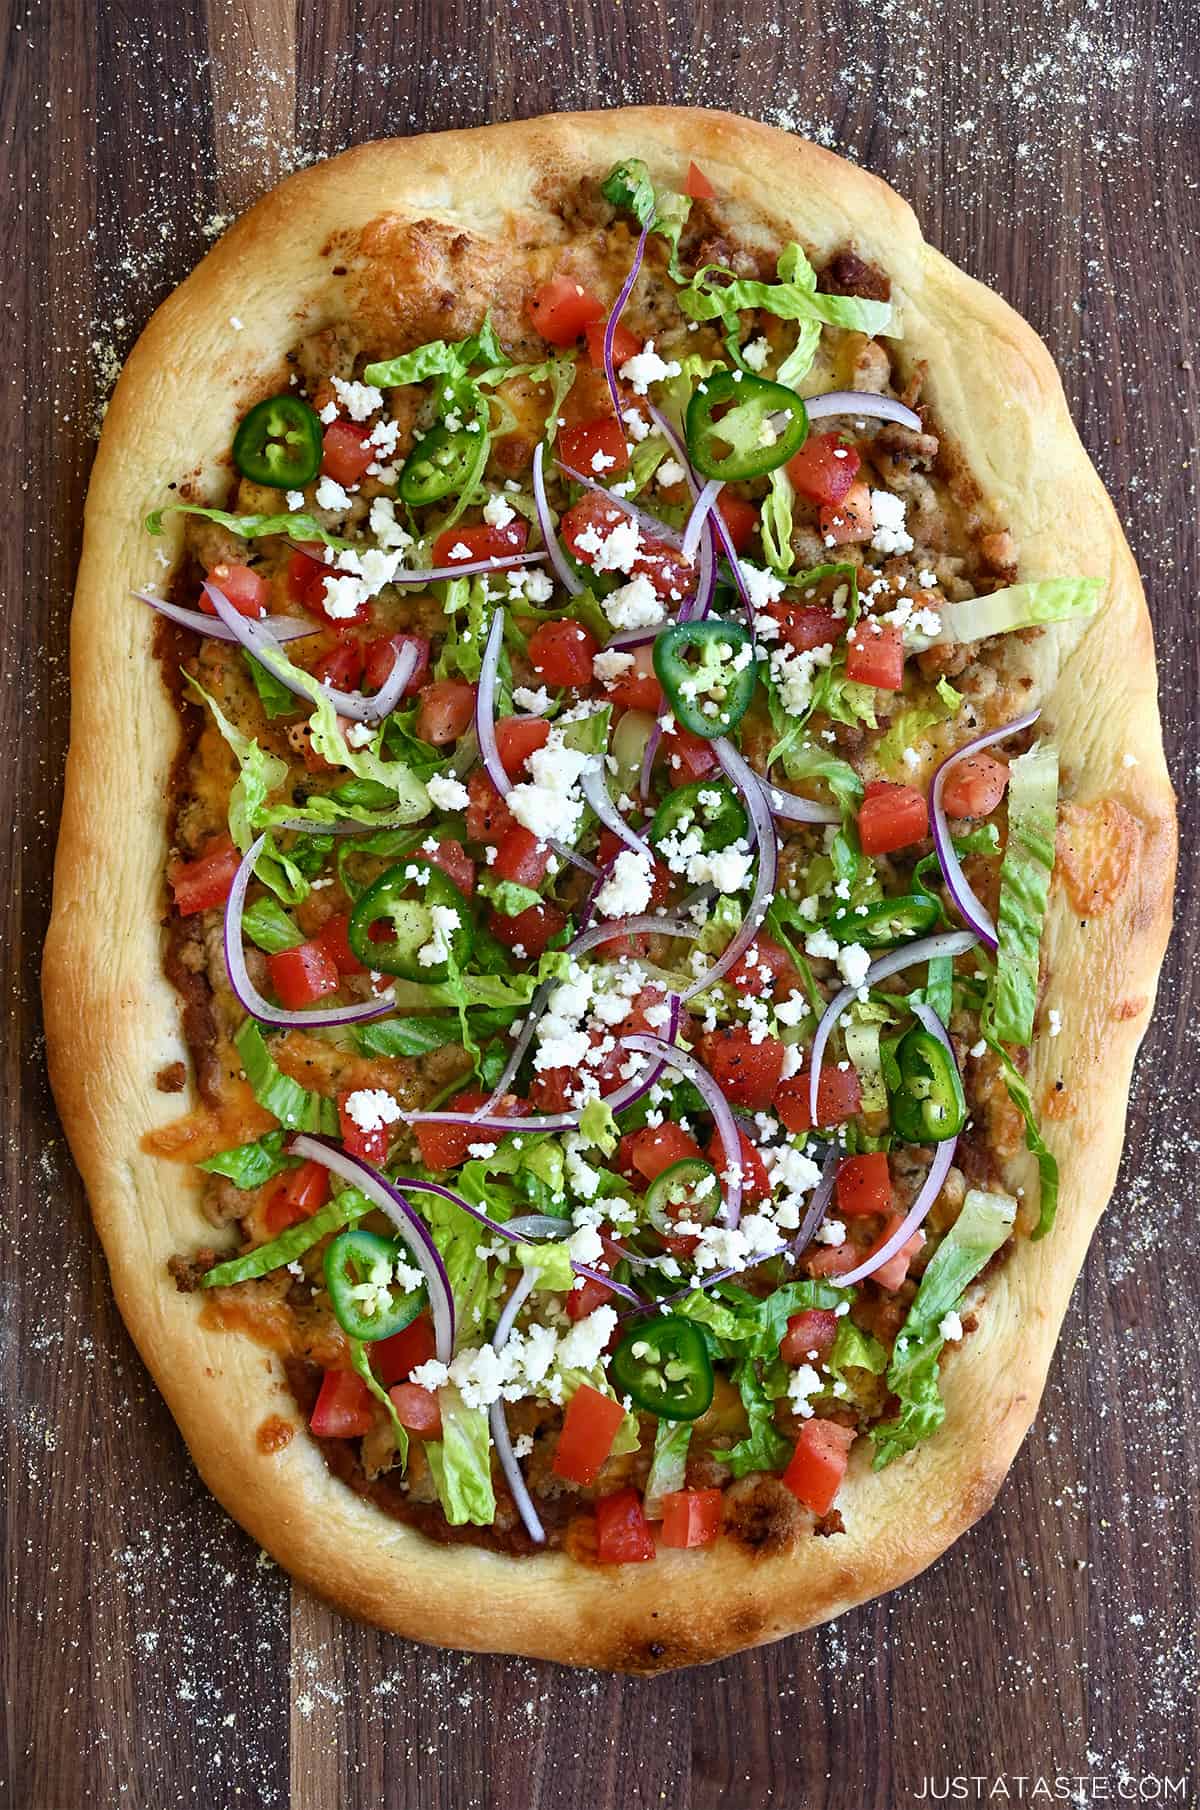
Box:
[675,1279,848,1358]
[873,678,962,775]
[198,1129,298,1191]
[240,895,304,954]
[600,158,692,279]
[871,1186,1016,1467]
[766,728,863,819]
[516,1240,574,1293]
[726,1354,792,1477]
[201,1187,371,1288]
[760,468,796,574]
[234,1020,339,1134]
[145,503,348,548]
[827,1319,888,1389]
[985,741,1059,1047]
[939,578,1102,646]
[244,652,299,719]
[844,1017,887,1117]
[455,1132,569,1224]
[425,1387,496,1526]
[644,1419,692,1516]
[981,1031,1060,1238]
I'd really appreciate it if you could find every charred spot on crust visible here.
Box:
[722,1475,804,1556]
[821,248,891,302]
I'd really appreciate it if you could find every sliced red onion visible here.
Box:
[568,913,699,958]
[757,772,841,826]
[682,479,724,563]
[205,582,408,725]
[804,391,923,433]
[623,1032,743,1229]
[401,1038,673,1134]
[503,1213,572,1241]
[386,1174,544,1248]
[531,442,583,596]
[388,552,549,584]
[930,709,1041,953]
[638,721,663,802]
[790,1138,841,1256]
[273,812,420,837]
[224,836,396,1027]
[579,762,651,858]
[707,502,758,635]
[572,1263,643,1306]
[834,1133,958,1288]
[639,404,718,626]
[134,590,316,643]
[489,1268,545,1543]
[807,930,978,1126]
[474,979,554,1116]
[643,403,695,495]
[678,738,777,1004]
[555,460,684,551]
[288,1136,454,1362]
[603,219,651,416]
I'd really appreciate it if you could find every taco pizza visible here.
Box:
[44,107,1175,1672]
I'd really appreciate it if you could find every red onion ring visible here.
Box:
[638,721,663,802]
[707,502,758,635]
[623,1032,743,1229]
[555,460,685,551]
[803,390,923,432]
[401,1032,675,1133]
[531,442,583,596]
[205,582,414,725]
[930,709,1041,953]
[807,930,978,1126]
[790,1138,842,1256]
[224,836,397,1027]
[488,1268,546,1543]
[682,479,724,564]
[288,1136,455,1362]
[579,763,651,858]
[568,913,698,958]
[386,551,549,584]
[757,773,842,826]
[677,737,777,1004]
[134,590,316,643]
[602,219,651,417]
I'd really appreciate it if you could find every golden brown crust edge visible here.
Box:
[43,107,1176,1673]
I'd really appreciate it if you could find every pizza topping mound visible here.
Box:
[147,155,1098,1561]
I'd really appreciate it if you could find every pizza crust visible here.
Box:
[43,107,1175,1673]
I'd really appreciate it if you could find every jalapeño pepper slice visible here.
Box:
[825,892,942,949]
[324,1229,427,1342]
[685,370,808,481]
[889,1024,967,1143]
[653,618,758,740]
[644,1158,723,1237]
[650,778,748,853]
[610,1316,715,1421]
[398,424,479,506]
[232,394,323,489]
[347,861,473,983]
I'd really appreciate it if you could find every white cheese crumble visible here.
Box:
[869,489,915,555]
[618,339,682,395]
[342,1089,402,1134]
[331,376,384,421]
[425,773,471,812]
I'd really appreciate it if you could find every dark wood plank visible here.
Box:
[3,0,1197,1805]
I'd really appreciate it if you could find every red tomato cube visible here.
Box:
[659,1487,722,1548]
[786,433,861,508]
[696,1027,786,1112]
[584,318,641,370]
[486,901,567,958]
[491,826,551,889]
[777,1067,863,1134]
[494,715,551,779]
[780,1308,839,1367]
[836,1152,893,1218]
[846,619,905,690]
[264,1160,330,1237]
[431,520,528,568]
[388,1383,443,1439]
[857,781,929,855]
[528,277,606,347]
[372,1313,437,1388]
[321,421,375,487]
[594,1488,657,1563]
[202,561,268,618]
[818,479,874,545]
[552,1384,626,1486]
[685,161,716,200]
[266,940,341,1011]
[941,751,1010,819]
[558,415,630,478]
[168,834,241,917]
[310,1369,374,1439]
[527,619,599,688]
[783,1420,856,1515]
[416,680,476,745]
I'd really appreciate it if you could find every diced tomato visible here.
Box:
[364,633,430,698]
[310,1369,374,1439]
[201,561,268,618]
[264,1160,331,1237]
[868,1218,926,1291]
[559,492,694,602]
[267,940,341,1011]
[836,1152,893,1218]
[566,1274,615,1322]
[818,479,874,545]
[623,1123,706,1184]
[780,1308,839,1367]
[337,1088,397,1166]
[857,780,929,856]
[311,641,365,690]
[685,159,716,200]
[845,619,904,690]
[730,934,792,995]
[786,433,861,508]
[528,276,606,347]
[494,715,551,779]
[560,492,628,560]
[552,1384,626,1487]
[388,1382,443,1439]
[715,491,758,553]
[594,831,672,910]
[770,601,844,655]
[321,420,375,487]
[286,543,328,608]
[413,1088,527,1171]
[783,1420,856,1515]
[776,1066,862,1134]
[415,679,476,745]
[487,900,567,959]
[315,912,365,977]
[169,834,241,917]
[527,619,599,688]
[696,1027,787,1112]
[805,1242,864,1279]
[372,1313,436,1388]
[432,520,528,568]
[659,1487,721,1548]
[941,751,1010,819]
[595,1487,657,1563]
[705,1126,772,1208]
[465,769,516,843]
[558,415,630,479]
[601,641,664,714]
[632,539,696,602]
[584,318,641,370]
[490,826,551,889]
[427,837,476,898]
[664,724,720,786]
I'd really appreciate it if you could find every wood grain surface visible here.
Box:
[2,2,1198,1806]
